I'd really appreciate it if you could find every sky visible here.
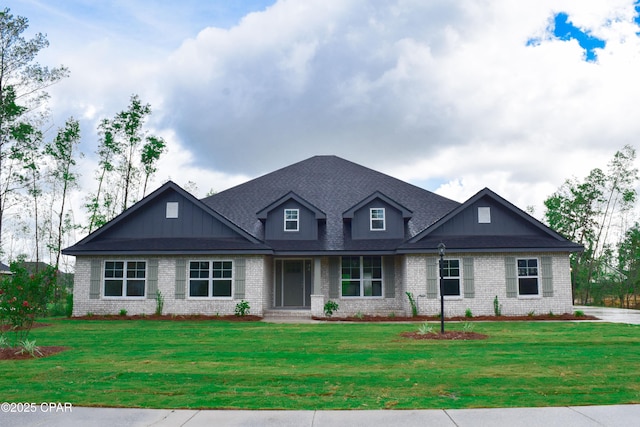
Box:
[6,0,640,229]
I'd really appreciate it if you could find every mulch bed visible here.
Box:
[314,313,598,322]
[72,314,263,321]
[400,331,489,340]
[0,346,68,360]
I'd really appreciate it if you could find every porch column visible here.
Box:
[311,257,324,317]
[313,257,322,294]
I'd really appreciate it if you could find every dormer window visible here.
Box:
[370,208,385,231]
[284,209,299,231]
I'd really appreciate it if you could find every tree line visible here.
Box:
[544,145,639,308]
[0,8,166,271]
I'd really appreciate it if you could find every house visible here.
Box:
[63,155,582,318]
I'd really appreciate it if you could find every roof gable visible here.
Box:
[343,191,413,220]
[257,191,326,220]
[404,188,583,252]
[63,181,264,254]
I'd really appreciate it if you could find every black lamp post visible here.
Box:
[437,242,446,334]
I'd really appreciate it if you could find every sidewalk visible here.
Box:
[2,405,640,427]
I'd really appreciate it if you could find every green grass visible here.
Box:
[1,319,639,409]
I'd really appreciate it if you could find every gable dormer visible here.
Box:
[343,192,413,240]
[257,192,326,240]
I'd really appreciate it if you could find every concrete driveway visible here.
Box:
[574,305,640,325]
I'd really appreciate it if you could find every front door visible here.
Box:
[275,259,311,308]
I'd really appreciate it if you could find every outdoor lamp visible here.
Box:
[437,242,446,334]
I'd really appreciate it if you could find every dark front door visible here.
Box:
[275,259,311,308]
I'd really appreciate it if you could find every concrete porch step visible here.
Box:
[263,309,313,319]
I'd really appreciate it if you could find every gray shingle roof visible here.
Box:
[202,155,460,251]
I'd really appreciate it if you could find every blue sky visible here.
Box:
[5,0,640,229]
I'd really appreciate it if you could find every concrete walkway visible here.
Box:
[574,305,640,325]
[2,405,640,427]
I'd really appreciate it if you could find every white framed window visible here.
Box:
[441,259,461,297]
[166,202,179,218]
[517,258,539,296]
[478,207,491,223]
[104,261,146,298]
[284,209,299,231]
[370,208,385,231]
[189,260,233,298]
[341,256,383,297]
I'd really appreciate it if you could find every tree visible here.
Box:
[45,118,81,269]
[0,8,68,252]
[85,95,165,233]
[617,223,640,308]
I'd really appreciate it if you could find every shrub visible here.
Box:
[235,300,250,317]
[574,310,585,317]
[465,308,473,318]
[16,339,42,358]
[0,260,58,346]
[406,292,418,317]
[527,310,535,317]
[323,300,339,317]
[65,293,73,318]
[119,309,128,316]
[462,322,475,333]
[354,311,364,320]
[155,290,164,316]
[493,296,502,317]
[417,322,434,335]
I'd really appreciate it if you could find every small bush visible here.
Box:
[155,290,164,316]
[527,310,535,317]
[574,310,585,317]
[406,292,418,317]
[462,322,475,333]
[235,300,250,317]
[465,308,473,318]
[493,296,502,317]
[389,312,396,318]
[323,300,339,317]
[16,339,42,358]
[354,311,364,320]
[417,322,434,335]
[119,309,128,316]
[65,293,73,318]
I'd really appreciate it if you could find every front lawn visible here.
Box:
[1,319,638,409]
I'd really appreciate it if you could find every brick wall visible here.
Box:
[72,252,574,318]
[73,255,266,316]
[404,252,573,317]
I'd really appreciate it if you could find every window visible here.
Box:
[189,261,233,298]
[517,258,539,296]
[166,202,179,218]
[284,209,299,231]
[341,256,382,297]
[370,208,385,230]
[478,207,491,223]
[104,261,146,297]
[441,259,461,297]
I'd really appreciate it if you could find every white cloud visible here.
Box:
[8,0,640,227]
